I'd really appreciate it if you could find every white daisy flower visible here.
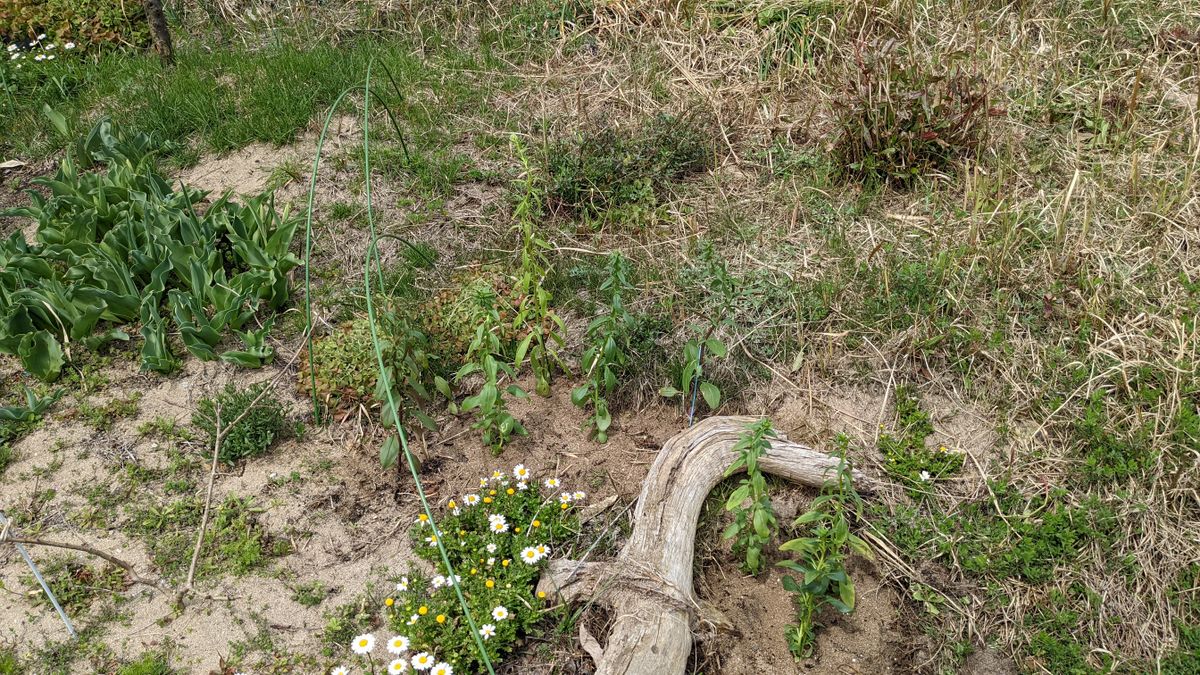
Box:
[408,613,419,625]
[431,663,453,675]
[431,575,446,589]
[559,492,573,504]
[396,577,409,592]
[389,658,410,673]
[492,605,509,621]
[425,535,438,545]
[387,635,411,654]
[480,623,496,639]
[414,514,430,526]
[411,652,434,670]
[520,546,539,564]
[919,470,931,482]
[64,42,75,50]
[517,480,528,491]
[491,469,504,481]
[573,491,586,501]
[545,478,559,489]
[513,464,529,479]
[486,543,497,553]
[490,519,508,534]
[487,557,496,566]
[351,633,375,654]
[464,494,480,506]
[331,667,350,675]
[479,477,489,488]
[536,543,550,558]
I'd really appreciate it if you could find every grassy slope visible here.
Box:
[2,0,1198,673]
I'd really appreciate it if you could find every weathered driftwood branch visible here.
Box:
[538,416,871,675]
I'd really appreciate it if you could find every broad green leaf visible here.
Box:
[704,338,727,357]
[659,385,680,398]
[725,484,751,510]
[380,435,400,469]
[699,382,721,410]
[19,331,64,382]
[570,384,590,407]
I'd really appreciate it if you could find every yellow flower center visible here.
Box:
[537,591,546,598]
[506,488,515,495]
[514,527,522,533]
[448,500,457,508]
[418,514,428,521]
[502,559,510,567]
[489,490,496,496]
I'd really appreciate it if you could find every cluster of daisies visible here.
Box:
[326,632,466,674]
[6,35,76,67]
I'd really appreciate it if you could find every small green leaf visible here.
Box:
[570,385,590,407]
[699,382,721,410]
[725,484,751,510]
[704,338,727,357]
[659,384,680,398]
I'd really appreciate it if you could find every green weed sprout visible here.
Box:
[723,418,780,574]
[571,252,635,443]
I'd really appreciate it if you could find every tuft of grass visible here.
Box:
[545,112,714,222]
[22,557,125,615]
[76,392,143,431]
[193,383,290,465]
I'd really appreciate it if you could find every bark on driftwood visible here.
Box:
[537,416,871,675]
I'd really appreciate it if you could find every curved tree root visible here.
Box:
[538,416,873,675]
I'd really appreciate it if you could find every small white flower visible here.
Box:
[331,667,350,675]
[536,543,550,558]
[46,54,54,60]
[6,44,16,52]
[389,659,410,673]
[492,605,509,621]
[387,635,411,654]
[411,652,434,670]
[573,491,586,501]
[28,41,36,47]
[36,33,46,40]
[8,53,17,61]
[487,557,496,566]
[490,469,503,482]
[545,478,560,489]
[520,546,539,564]
[396,576,409,592]
[919,470,931,482]
[34,54,45,61]
[479,477,489,488]
[45,43,55,50]
[480,623,496,639]
[486,543,497,553]
[431,663,453,675]
[431,575,446,589]
[490,519,508,534]
[408,613,419,625]
[425,535,438,545]
[414,514,430,526]
[451,507,461,516]
[513,464,529,479]
[517,480,528,491]
[464,494,480,506]
[351,633,375,654]
[559,492,573,504]
[64,42,75,50]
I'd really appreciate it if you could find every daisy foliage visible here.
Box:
[381,469,583,672]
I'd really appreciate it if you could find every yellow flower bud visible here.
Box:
[418,606,428,615]
[436,614,446,624]
[385,597,394,607]
[486,580,495,588]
